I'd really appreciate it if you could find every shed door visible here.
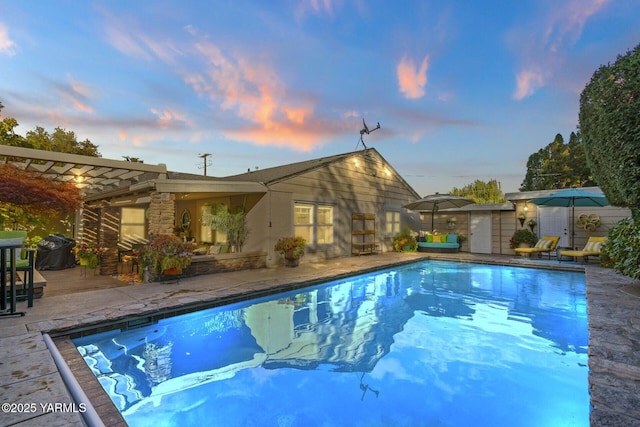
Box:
[538,206,569,247]
[470,212,492,254]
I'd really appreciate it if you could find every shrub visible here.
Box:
[509,229,538,249]
[602,217,640,279]
[393,227,418,252]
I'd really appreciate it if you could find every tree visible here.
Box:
[519,132,595,191]
[0,101,91,231]
[24,126,101,157]
[451,179,506,204]
[0,102,25,147]
[0,164,83,214]
[579,43,640,280]
[123,156,144,163]
[1,101,101,156]
[579,43,640,212]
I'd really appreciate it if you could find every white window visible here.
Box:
[121,208,146,240]
[294,203,334,245]
[294,204,314,243]
[386,211,400,236]
[317,206,334,244]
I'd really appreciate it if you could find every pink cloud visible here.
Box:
[397,55,430,99]
[150,108,192,130]
[0,22,16,56]
[184,38,335,151]
[511,0,611,99]
[513,69,545,101]
[101,13,181,64]
[54,76,94,113]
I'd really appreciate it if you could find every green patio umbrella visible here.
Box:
[529,188,609,248]
[404,194,474,231]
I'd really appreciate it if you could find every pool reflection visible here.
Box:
[74,260,589,427]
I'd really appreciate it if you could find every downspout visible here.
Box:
[43,333,105,427]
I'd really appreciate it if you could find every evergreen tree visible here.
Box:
[519,133,595,191]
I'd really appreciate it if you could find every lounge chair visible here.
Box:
[559,236,607,262]
[514,236,560,259]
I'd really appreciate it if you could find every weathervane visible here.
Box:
[356,118,380,150]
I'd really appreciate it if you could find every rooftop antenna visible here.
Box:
[356,118,380,150]
[198,153,213,176]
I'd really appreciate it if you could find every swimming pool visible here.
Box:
[73,260,589,426]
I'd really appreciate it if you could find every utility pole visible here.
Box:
[198,153,212,176]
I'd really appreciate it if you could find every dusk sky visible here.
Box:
[2,1,639,196]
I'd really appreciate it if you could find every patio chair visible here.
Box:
[514,236,560,259]
[0,230,36,308]
[559,236,607,263]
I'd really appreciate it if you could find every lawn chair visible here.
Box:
[514,236,560,259]
[559,236,607,263]
[0,230,36,308]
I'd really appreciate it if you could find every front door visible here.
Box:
[538,206,569,247]
[470,212,492,254]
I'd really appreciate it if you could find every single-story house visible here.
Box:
[0,145,420,275]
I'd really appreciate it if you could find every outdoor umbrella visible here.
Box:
[528,188,609,248]
[404,194,474,230]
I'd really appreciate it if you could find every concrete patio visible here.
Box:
[0,252,638,426]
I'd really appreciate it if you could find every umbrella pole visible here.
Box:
[431,208,434,231]
[431,203,437,231]
[571,204,575,249]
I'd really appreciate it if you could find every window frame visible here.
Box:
[120,207,147,240]
[385,210,401,236]
[293,202,335,246]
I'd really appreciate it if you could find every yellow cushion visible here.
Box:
[534,239,550,249]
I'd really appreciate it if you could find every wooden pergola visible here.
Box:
[0,145,168,197]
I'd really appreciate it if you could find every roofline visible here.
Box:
[130,179,268,194]
[0,145,168,175]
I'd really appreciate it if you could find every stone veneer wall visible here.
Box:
[148,191,175,237]
[154,251,267,281]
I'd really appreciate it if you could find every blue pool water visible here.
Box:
[74,260,589,426]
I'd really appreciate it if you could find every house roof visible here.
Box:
[220,150,361,184]
[0,145,420,202]
[219,148,420,198]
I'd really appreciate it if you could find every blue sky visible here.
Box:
[1,1,639,196]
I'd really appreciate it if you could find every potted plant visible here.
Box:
[509,229,538,249]
[527,218,537,232]
[202,204,250,252]
[518,212,526,227]
[274,236,307,267]
[393,227,418,252]
[74,242,106,269]
[143,234,196,278]
[457,234,467,248]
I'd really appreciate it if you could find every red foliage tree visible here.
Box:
[0,164,83,214]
